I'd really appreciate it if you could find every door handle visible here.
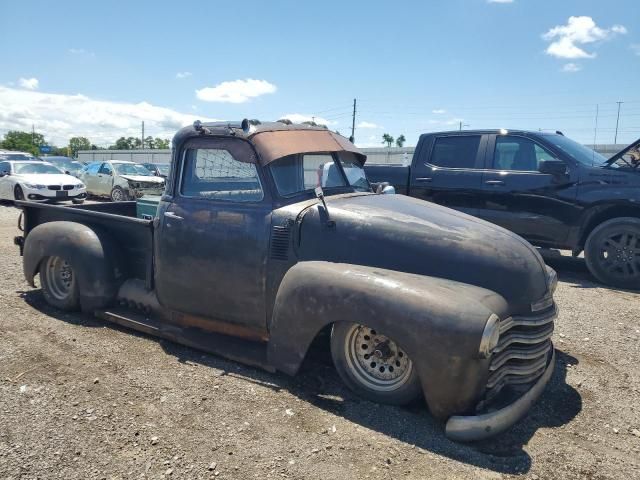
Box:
[164,211,183,220]
[485,180,505,186]
[415,177,432,182]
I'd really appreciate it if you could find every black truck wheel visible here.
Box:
[14,185,24,201]
[40,256,81,311]
[584,217,640,289]
[330,322,421,405]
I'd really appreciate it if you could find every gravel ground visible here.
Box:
[0,203,639,480]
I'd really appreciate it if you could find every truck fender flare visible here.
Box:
[267,261,507,418]
[23,221,125,312]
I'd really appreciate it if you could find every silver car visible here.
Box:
[80,161,165,201]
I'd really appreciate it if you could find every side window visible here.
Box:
[493,136,558,171]
[181,148,263,202]
[430,136,481,169]
[87,163,101,174]
[98,163,113,175]
[0,161,10,173]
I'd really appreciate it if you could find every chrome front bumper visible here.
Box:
[445,348,555,442]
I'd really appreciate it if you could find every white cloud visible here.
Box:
[196,78,276,103]
[357,121,381,129]
[176,72,192,79]
[18,78,39,90]
[542,16,627,59]
[278,113,334,125]
[562,62,582,73]
[487,0,514,3]
[69,48,95,57]
[432,109,446,114]
[0,86,217,146]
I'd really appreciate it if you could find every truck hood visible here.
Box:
[295,193,549,312]
[120,175,164,184]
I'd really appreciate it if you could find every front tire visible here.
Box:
[330,322,422,405]
[584,217,640,289]
[72,198,85,204]
[40,256,80,311]
[110,186,127,202]
[14,185,24,201]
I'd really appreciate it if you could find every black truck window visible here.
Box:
[181,148,263,202]
[430,136,480,169]
[493,136,557,171]
[271,153,347,196]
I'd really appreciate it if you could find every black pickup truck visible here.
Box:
[14,121,558,441]
[366,130,640,289]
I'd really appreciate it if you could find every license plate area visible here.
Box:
[56,190,68,197]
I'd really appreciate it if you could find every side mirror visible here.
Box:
[65,170,71,175]
[375,182,395,194]
[538,160,567,176]
[0,171,9,177]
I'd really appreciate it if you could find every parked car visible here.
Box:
[79,160,165,201]
[43,156,85,177]
[142,163,170,178]
[0,150,42,161]
[366,130,640,289]
[14,120,557,441]
[0,160,86,203]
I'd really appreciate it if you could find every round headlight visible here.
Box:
[478,314,500,358]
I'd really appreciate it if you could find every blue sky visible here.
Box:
[1,0,639,147]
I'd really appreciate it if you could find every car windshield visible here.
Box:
[114,163,152,176]
[0,153,40,161]
[270,151,369,197]
[542,134,608,167]
[157,165,170,175]
[13,162,62,175]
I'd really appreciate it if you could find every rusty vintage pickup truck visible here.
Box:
[14,120,557,441]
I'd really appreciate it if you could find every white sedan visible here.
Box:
[0,160,87,203]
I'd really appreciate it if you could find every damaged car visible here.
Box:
[80,160,165,201]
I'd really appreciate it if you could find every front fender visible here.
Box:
[23,221,125,312]
[267,261,508,418]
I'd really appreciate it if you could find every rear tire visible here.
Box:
[584,217,640,289]
[72,199,85,204]
[110,186,126,202]
[40,256,80,311]
[330,322,422,405]
[14,185,24,201]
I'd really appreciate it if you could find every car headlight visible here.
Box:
[24,183,46,190]
[76,183,85,189]
[531,267,557,312]
[478,314,500,358]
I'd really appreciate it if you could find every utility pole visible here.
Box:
[350,98,357,143]
[614,101,623,144]
[458,122,469,131]
[141,121,145,149]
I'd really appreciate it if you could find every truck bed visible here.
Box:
[364,164,410,194]
[17,201,154,286]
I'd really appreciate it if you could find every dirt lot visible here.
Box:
[0,204,639,480]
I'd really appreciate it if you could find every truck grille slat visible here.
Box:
[270,225,290,260]
[485,303,556,401]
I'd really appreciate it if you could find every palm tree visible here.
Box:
[382,133,394,148]
[395,135,406,148]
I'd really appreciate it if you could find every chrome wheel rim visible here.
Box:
[597,230,640,279]
[112,188,124,201]
[44,256,74,300]
[344,324,413,392]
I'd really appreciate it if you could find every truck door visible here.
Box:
[478,134,579,246]
[408,134,486,216]
[155,138,271,330]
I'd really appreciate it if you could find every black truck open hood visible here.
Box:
[605,137,640,167]
[296,193,549,313]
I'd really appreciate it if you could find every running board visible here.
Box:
[95,308,274,372]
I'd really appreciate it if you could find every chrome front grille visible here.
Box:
[485,305,556,401]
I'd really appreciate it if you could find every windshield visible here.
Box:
[542,134,607,167]
[157,164,170,175]
[0,153,40,161]
[270,151,369,197]
[14,162,63,175]
[114,163,152,176]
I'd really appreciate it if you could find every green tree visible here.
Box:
[395,135,406,148]
[153,138,170,149]
[0,130,45,155]
[382,133,394,148]
[110,137,141,150]
[68,136,92,157]
[277,118,292,125]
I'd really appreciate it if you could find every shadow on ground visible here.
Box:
[19,288,582,474]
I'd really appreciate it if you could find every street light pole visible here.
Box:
[614,101,623,144]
